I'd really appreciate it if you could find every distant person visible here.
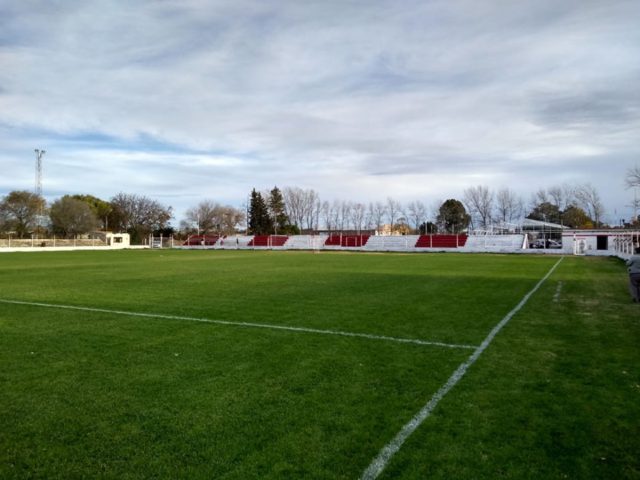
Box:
[627,247,640,303]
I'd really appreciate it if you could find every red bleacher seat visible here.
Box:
[183,235,220,246]
[248,235,289,247]
[415,234,467,248]
[324,234,370,247]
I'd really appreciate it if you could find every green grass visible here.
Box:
[0,250,638,479]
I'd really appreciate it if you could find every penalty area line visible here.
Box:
[0,298,476,350]
[361,256,565,480]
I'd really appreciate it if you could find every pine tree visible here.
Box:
[248,189,272,235]
[268,186,290,234]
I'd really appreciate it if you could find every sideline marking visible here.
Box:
[361,256,564,479]
[0,298,475,350]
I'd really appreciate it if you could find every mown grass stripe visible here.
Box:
[361,256,565,479]
[0,298,476,350]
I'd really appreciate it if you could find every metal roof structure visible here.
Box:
[522,218,569,230]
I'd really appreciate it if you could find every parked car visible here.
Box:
[531,239,562,249]
[547,240,562,249]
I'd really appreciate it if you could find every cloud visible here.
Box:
[1,0,639,223]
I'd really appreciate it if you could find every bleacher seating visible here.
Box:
[364,235,420,251]
[324,234,370,247]
[233,235,254,248]
[463,234,525,251]
[284,235,328,249]
[178,233,530,252]
[248,235,289,247]
[284,236,311,249]
[415,234,468,248]
[183,235,220,246]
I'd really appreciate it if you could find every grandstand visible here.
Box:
[170,230,640,260]
[179,233,483,252]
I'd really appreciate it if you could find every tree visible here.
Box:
[305,197,321,232]
[282,186,320,232]
[330,200,342,231]
[529,188,553,211]
[495,188,523,224]
[419,221,438,234]
[339,201,352,232]
[109,193,172,242]
[436,199,470,233]
[0,190,46,238]
[268,187,298,234]
[321,201,333,231]
[386,198,402,232]
[303,189,321,231]
[248,189,272,235]
[49,196,99,237]
[350,202,366,233]
[463,185,493,230]
[547,184,575,213]
[394,217,412,235]
[575,183,604,228]
[223,206,246,234]
[71,194,112,230]
[625,166,640,189]
[282,186,305,229]
[368,202,387,233]
[527,202,561,224]
[185,200,219,234]
[0,205,9,233]
[406,201,427,233]
[185,200,244,235]
[562,205,592,229]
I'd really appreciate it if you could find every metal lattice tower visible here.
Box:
[34,149,45,196]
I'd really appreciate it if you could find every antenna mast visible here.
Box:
[34,149,45,196]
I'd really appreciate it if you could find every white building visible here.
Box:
[562,229,639,258]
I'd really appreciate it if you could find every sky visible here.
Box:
[1,0,639,225]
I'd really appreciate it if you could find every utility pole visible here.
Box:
[34,149,46,237]
[34,149,45,196]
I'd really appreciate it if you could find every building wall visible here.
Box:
[105,233,131,248]
[562,230,640,257]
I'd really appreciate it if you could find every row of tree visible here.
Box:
[463,182,606,230]
[2,168,638,240]
[0,191,172,242]
[239,182,611,236]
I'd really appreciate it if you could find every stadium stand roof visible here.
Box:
[522,218,568,230]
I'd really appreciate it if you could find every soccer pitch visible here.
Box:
[1,250,638,479]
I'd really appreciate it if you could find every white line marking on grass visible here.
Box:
[0,298,476,350]
[553,281,563,303]
[361,256,565,480]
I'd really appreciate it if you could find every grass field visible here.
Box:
[0,250,638,479]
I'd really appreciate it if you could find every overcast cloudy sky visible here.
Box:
[1,0,639,224]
